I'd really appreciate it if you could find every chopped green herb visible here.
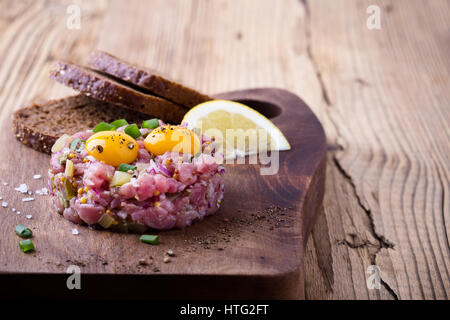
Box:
[140,234,159,245]
[117,163,137,172]
[110,119,128,129]
[142,119,159,130]
[69,139,86,153]
[19,239,35,253]
[15,224,32,238]
[93,122,115,133]
[124,124,141,139]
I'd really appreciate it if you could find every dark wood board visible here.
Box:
[0,88,326,299]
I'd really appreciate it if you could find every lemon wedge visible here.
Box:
[182,100,290,159]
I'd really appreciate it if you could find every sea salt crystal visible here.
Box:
[36,188,48,195]
[22,197,35,202]
[72,228,79,235]
[15,184,28,194]
[33,174,42,179]
[2,201,7,208]
[12,208,15,212]
[26,215,32,219]
[28,191,33,195]
[2,182,8,186]
[16,211,20,215]
[0,196,2,200]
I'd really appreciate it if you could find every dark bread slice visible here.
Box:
[13,94,152,154]
[50,61,186,123]
[88,50,213,108]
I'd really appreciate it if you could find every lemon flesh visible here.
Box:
[182,100,290,159]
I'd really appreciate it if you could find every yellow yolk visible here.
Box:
[144,125,201,156]
[85,131,138,166]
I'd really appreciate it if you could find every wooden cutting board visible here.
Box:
[0,88,326,299]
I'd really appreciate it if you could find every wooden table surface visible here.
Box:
[0,0,448,299]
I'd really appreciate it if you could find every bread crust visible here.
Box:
[13,95,153,154]
[88,50,212,108]
[50,61,186,123]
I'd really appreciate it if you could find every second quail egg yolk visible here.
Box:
[85,131,138,167]
[144,125,201,156]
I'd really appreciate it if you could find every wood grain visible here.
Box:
[0,0,448,299]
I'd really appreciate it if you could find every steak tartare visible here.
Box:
[48,119,225,232]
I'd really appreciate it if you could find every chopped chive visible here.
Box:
[93,122,115,133]
[124,124,141,139]
[15,224,32,238]
[19,239,35,253]
[142,119,159,129]
[110,119,128,129]
[117,163,137,172]
[69,139,86,153]
[140,234,159,245]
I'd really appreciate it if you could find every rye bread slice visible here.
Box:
[13,95,152,154]
[50,61,186,123]
[88,50,213,108]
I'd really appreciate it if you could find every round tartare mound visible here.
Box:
[48,121,225,232]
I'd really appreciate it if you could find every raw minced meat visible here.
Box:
[48,124,225,232]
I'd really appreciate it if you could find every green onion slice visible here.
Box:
[140,234,159,245]
[117,163,137,172]
[142,119,159,130]
[124,124,141,139]
[110,119,128,129]
[93,122,115,133]
[70,139,86,153]
[15,224,33,238]
[19,239,35,253]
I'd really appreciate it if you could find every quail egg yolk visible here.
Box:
[144,125,201,156]
[85,131,138,167]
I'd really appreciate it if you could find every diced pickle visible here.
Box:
[110,171,132,187]
[63,178,76,201]
[65,159,74,178]
[51,134,70,153]
[58,153,68,165]
[98,214,116,229]
[58,192,69,209]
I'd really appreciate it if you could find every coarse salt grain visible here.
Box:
[33,174,42,179]
[22,197,34,202]
[15,184,28,194]
[36,188,48,195]
[12,208,15,212]
[72,228,79,235]
[26,215,32,219]
[1,201,7,208]
[2,182,8,186]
